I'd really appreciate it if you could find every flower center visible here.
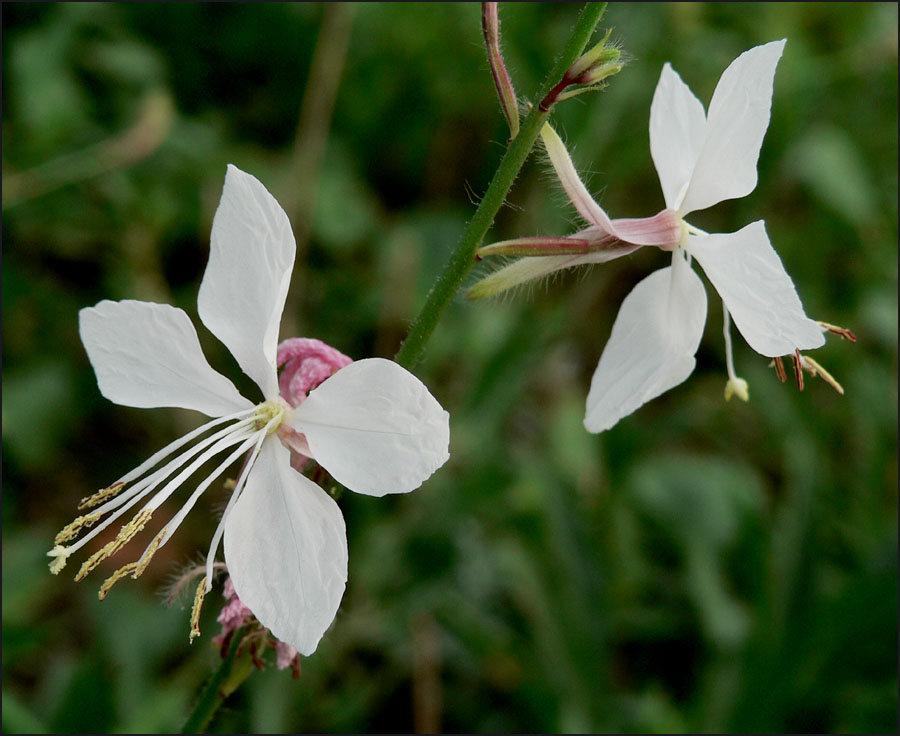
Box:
[253,398,289,435]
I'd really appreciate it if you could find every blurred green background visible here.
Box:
[2,3,897,733]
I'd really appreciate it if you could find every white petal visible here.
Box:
[649,63,707,211]
[198,165,295,399]
[289,358,450,496]
[680,40,786,214]
[79,300,252,416]
[687,221,825,357]
[224,439,347,656]
[584,254,707,433]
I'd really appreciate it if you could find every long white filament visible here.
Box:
[62,423,257,557]
[156,433,260,548]
[203,416,280,591]
[90,412,258,518]
[111,407,255,489]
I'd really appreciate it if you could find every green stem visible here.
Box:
[394,2,607,369]
[181,629,254,734]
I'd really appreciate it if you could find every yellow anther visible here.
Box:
[800,355,845,395]
[75,507,153,582]
[132,527,167,579]
[78,481,126,511]
[54,511,102,545]
[48,545,71,575]
[98,562,139,600]
[189,575,207,643]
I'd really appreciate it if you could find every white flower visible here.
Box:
[475,41,825,432]
[48,165,450,656]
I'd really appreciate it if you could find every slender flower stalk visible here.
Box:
[394,2,608,370]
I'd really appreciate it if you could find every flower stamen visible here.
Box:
[799,355,844,395]
[772,356,788,383]
[133,526,168,578]
[78,482,126,511]
[98,562,139,600]
[791,349,805,391]
[190,575,208,642]
[75,507,153,582]
[818,321,857,342]
[54,511,102,546]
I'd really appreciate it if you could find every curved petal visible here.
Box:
[584,254,707,433]
[289,358,450,496]
[198,165,295,399]
[649,62,707,210]
[79,299,252,416]
[687,221,825,357]
[680,40,786,214]
[224,439,348,656]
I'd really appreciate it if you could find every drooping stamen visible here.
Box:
[791,350,805,391]
[772,356,787,383]
[87,413,258,520]
[133,526,168,579]
[155,433,260,551]
[190,575,208,642]
[203,416,280,590]
[97,524,169,600]
[104,407,256,491]
[79,482,126,511]
[75,507,153,582]
[799,355,845,395]
[98,562,139,600]
[818,321,857,342]
[55,511,102,545]
[59,424,257,562]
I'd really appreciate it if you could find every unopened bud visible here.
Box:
[567,29,623,85]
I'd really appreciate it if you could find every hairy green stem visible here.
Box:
[394,2,607,369]
[181,629,254,734]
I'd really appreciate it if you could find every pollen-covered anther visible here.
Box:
[75,507,153,582]
[189,575,208,643]
[78,481,126,511]
[54,510,102,546]
[817,321,857,342]
[133,526,168,579]
[98,562,140,600]
[800,355,845,395]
